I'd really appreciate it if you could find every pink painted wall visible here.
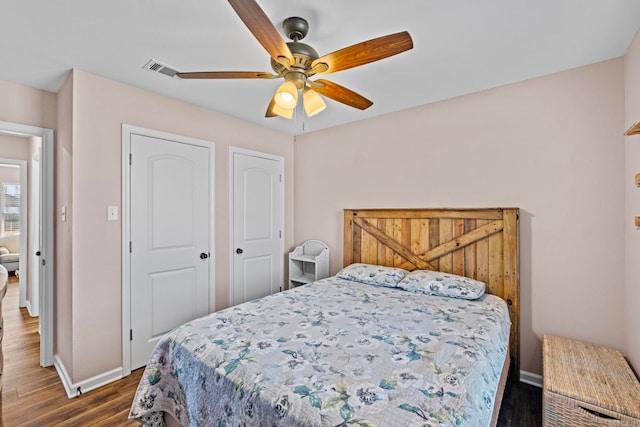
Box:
[68,70,294,381]
[0,134,30,160]
[625,28,640,372]
[0,164,20,184]
[294,58,626,375]
[56,73,74,372]
[0,80,57,130]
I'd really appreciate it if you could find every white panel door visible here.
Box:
[232,151,283,306]
[130,134,211,369]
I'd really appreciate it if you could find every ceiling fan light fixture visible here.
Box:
[267,95,295,119]
[272,103,294,119]
[274,81,298,109]
[303,89,326,117]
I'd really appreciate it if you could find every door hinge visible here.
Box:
[129,153,132,165]
[279,230,282,238]
[279,174,282,182]
[129,241,132,253]
[279,286,282,292]
[130,329,133,341]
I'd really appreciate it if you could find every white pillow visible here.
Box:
[336,263,408,288]
[397,270,486,300]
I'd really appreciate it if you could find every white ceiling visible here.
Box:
[2,0,640,135]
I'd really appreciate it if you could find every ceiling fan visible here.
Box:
[175,0,414,119]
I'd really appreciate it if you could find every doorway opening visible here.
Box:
[0,120,54,367]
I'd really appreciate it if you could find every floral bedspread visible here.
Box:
[129,277,511,427]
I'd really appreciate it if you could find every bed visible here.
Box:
[130,208,519,427]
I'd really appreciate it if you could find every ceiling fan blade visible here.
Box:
[311,79,373,110]
[312,31,413,74]
[228,0,293,66]
[177,71,277,79]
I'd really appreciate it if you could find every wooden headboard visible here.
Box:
[344,208,520,376]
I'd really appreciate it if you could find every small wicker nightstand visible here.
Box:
[543,335,640,426]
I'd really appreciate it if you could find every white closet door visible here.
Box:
[130,133,211,369]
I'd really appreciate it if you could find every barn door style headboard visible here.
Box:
[344,208,520,375]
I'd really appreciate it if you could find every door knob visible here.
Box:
[200,252,209,260]
[236,248,244,254]
[35,251,41,256]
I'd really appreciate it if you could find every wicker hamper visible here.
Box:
[543,335,640,427]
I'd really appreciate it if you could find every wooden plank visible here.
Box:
[401,218,411,267]
[354,217,434,270]
[439,219,453,272]
[385,220,395,266]
[346,208,504,220]
[411,219,431,262]
[360,222,375,265]
[464,219,477,279]
[452,219,465,275]
[377,219,389,266]
[487,230,504,297]
[429,218,440,270]
[361,229,372,264]
[343,210,355,267]
[503,208,520,379]
[476,220,490,284]
[393,218,404,267]
[353,223,362,266]
[367,218,379,265]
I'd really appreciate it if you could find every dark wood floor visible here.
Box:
[497,375,543,426]
[0,275,541,426]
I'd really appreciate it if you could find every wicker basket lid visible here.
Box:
[543,335,640,419]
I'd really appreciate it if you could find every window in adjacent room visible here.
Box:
[1,183,20,236]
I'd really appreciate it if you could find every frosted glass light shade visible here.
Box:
[272,102,294,119]
[274,81,298,109]
[303,89,326,117]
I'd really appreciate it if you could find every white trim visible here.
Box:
[54,355,123,399]
[121,124,216,376]
[228,147,285,307]
[520,370,543,388]
[26,300,34,317]
[0,120,54,368]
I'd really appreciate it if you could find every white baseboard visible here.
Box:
[520,370,543,388]
[54,355,124,398]
[26,300,34,317]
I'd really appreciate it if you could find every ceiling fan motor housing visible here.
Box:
[271,40,319,89]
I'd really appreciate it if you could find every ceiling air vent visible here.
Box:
[143,59,179,79]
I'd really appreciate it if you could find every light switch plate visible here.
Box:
[107,205,119,221]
